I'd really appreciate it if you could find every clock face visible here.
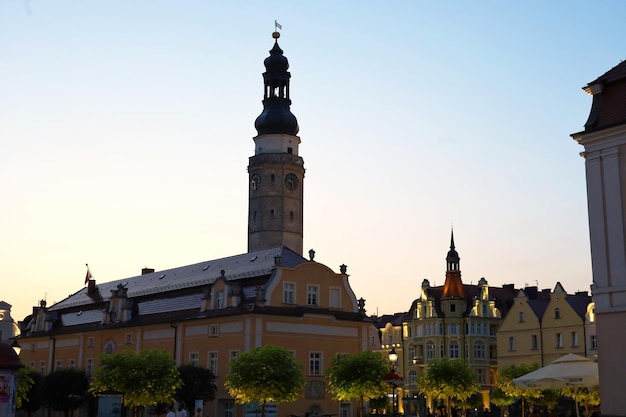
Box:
[250,174,261,191]
[285,173,299,191]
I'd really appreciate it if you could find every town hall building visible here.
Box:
[18,32,376,417]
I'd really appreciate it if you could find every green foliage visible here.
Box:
[18,370,43,412]
[418,358,479,417]
[326,351,390,401]
[560,387,600,416]
[497,364,543,402]
[16,364,35,409]
[90,349,182,414]
[41,368,89,412]
[326,351,390,417]
[176,365,217,409]
[224,345,304,417]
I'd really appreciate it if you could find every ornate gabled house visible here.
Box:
[496,282,595,368]
[399,231,517,411]
[19,32,373,417]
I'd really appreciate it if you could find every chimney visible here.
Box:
[142,267,155,275]
[88,279,96,294]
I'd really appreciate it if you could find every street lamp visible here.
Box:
[388,348,400,416]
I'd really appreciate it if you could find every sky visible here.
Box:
[2,1,625,323]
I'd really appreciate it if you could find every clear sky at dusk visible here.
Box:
[2,1,625,322]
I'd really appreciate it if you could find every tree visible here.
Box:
[497,364,543,417]
[90,349,182,417]
[16,364,35,410]
[225,345,304,417]
[41,368,89,417]
[176,365,217,411]
[560,387,600,417]
[326,351,390,417]
[18,369,42,415]
[418,358,479,417]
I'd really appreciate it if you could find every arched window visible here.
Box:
[408,369,418,384]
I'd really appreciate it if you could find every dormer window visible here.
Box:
[216,291,225,309]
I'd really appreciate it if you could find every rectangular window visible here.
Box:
[450,304,456,312]
[86,358,93,377]
[307,285,319,306]
[556,333,563,348]
[473,343,485,360]
[230,350,240,361]
[426,343,435,360]
[340,403,352,417]
[449,324,458,335]
[88,337,95,347]
[283,282,295,304]
[40,361,46,374]
[56,360,62,370]
[330,287,341,308]
[571,331,579,347]
[224,402,234,417]
[210,325,219,337]
[125,333,132,344]
[309,352,322,376]
[508,336,515,351]
[449,343,459,359]
[216,291,225,309]
[531,334,538,350]
[69,359,76,369]
[208,352,218,376]
[190,352,199,366]
[590,335,598,350]
[476,368,487,384]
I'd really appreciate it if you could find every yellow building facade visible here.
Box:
[496,282,595,369]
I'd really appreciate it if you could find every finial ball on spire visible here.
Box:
[272,31,280,39]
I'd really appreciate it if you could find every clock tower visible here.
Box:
[248,32,304,255]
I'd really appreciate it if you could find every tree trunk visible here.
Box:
[261,400,266,417]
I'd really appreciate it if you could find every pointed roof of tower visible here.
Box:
[254,31,299,136]
[442,229,464,298]
[447,229,459,260]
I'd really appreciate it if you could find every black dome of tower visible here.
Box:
[254,32,299,136]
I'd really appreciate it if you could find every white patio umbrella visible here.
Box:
[513,353,599,390]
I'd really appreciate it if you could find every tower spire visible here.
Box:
[443,228,464,297]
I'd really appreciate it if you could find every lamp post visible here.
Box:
[388,348,399,416]
[0,341,24,417]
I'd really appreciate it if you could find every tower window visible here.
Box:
[287,147,293,154]
[290,211,294,220]
[270,209,274,216]
[271,174,275,182]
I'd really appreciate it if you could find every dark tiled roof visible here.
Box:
[49,246,306,312]
[566,294,592,319]
[588,60,626,86]
[527,299,549,320]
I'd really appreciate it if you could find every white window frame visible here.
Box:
[283,282,295,304]
[190,352,199,366]
[215,291,225,309]
[309,352,322,376]
[307,285,319,306]
[208,351,218,376]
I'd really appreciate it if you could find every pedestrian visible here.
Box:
[166,407,175,417]
[177,404,188,417]
[194,408,202,417]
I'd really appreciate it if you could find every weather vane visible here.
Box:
[275,20,282,31]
